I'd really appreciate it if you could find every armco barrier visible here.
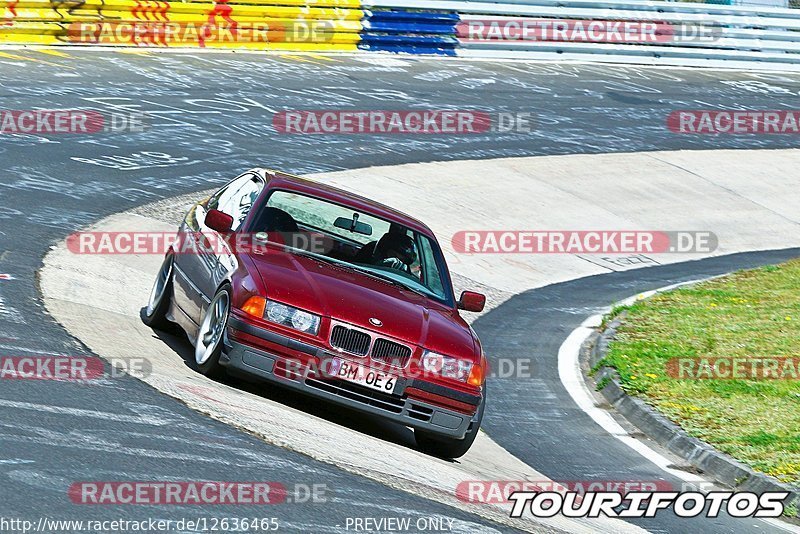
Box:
[1,0,800,68]
[360,10,460,55]
[361,0,800,68]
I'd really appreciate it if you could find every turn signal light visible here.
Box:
[467,363,484,387]
[241,296,266,318]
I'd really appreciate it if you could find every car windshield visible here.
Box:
[249,189,453,305]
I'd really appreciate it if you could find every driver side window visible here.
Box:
[208,173,264,231]
[418,235,446,298]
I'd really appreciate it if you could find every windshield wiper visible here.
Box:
[290,248,337,264]
[291,249,376,275]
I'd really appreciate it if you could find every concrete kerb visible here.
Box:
[584,297,800,514]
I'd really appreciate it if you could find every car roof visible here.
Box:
[262,169,436,237]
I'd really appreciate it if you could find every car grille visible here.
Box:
[371,338,412,367]
[330,325,370,356]
[329,323,415,368]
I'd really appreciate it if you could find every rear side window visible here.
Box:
[417,234,446,298]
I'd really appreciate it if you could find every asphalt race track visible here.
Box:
[2,50,800,533]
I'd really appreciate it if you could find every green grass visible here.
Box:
[600,260,800,486]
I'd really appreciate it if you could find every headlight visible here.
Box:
[421,350,473,382]
[291,309,317,332]
[266,300,320,335]
[266,301,291,324]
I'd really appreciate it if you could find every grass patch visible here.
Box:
[599,303,630,331]
[602,260,800,486]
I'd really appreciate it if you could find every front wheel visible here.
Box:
[142,254,175,331]
[415,387,486,459]
[194,284,231,379]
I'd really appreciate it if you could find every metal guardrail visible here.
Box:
[361,0,800,69]
[1,0,798,68]
[360,10,459,54]
[396,0,799,17]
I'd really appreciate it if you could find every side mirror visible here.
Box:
[205,209,234,233]
[458,291,486,313]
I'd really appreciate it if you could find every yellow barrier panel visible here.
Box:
[0,0,365,48]
[0,33,62,44]
[0,20,361,45]
[3,0,363,18]
[198,0,360,6]
[0,31,360,50]
[0,21,52,34]
[4,8,363,29]
[1,19,361,33]
[3,0,361,7]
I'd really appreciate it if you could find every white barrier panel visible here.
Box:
[363,0,800,69]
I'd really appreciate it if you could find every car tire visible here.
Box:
[194,284,231,379]
[142,254,176,331]
[414,386,486,459]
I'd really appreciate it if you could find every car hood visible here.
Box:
[247,251,477,359]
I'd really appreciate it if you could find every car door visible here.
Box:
[173,172,264,327]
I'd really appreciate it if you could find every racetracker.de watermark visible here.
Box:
[273,110,534,134]
[0,356,103,381]
[68,482,327,505]
[457,18,722,44]
[0,356,151,381]
[452,231,717,254]
[1,517,280,533]
[666,357,800,380]
[66,231,335,255]
[267,356,536,382]
[668,110,800,134]
[0,110,148,135]
[65,21,334,46]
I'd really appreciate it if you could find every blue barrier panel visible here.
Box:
[360,7,460,54]
[364,21,458,34]
[359,34,460,46]
[366,10,461,23]
[357,43,460,54]
[358,33,459,54]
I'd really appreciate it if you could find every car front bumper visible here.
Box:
[221,316,482,440]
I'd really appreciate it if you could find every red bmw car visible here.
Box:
[142,169,488,458]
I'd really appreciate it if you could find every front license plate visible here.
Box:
[329,357,398,394]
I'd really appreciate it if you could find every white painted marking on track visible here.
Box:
[0,399,177,426]
[560,278,729,482]
[558,323,705,482]
[0,344,70,356]
[351,56,411,67]
[0,296,25,323]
